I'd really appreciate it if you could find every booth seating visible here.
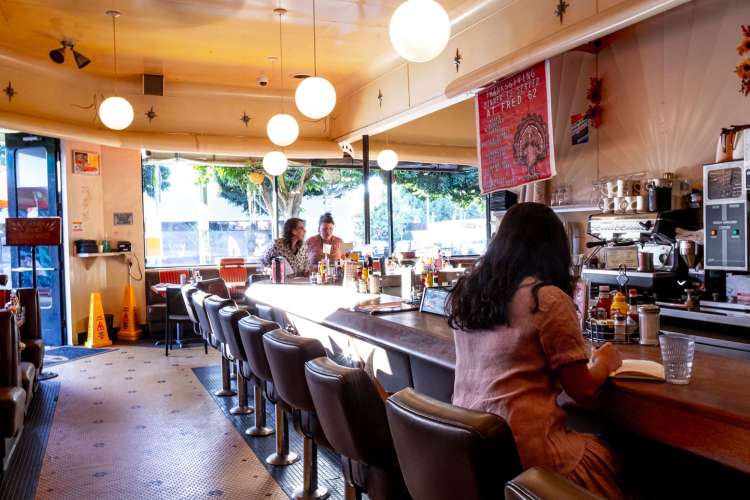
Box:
[238,316,295,454]
[385,388,601,500]
[218,305,254,415]
[218,258,249,302]
[305,357,411,500]
[0,310,27,474]
[203,296,237,398]
[16,288,43,379]
[263,329,331,500]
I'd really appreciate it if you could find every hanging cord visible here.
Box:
[128,252,144,282]
[313,0,317,76]
[278,10,284,113]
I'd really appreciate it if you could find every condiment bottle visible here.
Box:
[638,304,660,345]
[596,286,612,318]
[613,313,626,342]
[626,289,639,337]
[610,291,628,317]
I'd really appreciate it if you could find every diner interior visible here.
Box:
[1,0,749,499]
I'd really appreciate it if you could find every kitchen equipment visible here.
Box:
[638,251,654,272]
[678,240,701,269]
[703,160,749,271]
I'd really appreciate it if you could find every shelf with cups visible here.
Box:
[494,204,599,216]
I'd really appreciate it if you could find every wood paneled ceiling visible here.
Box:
[0,0,493,97]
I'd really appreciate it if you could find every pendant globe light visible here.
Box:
[263,151,288,176]
[377,149,398,171]
[98,10,134,130]
[389,0,450,63]
[294,0,336,119]
[266,8,299,147]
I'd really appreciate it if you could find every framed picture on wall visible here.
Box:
[72,150,100,175]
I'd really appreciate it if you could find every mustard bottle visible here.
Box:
[610,291,629,317]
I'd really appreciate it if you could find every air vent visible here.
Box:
[143,74,164,96]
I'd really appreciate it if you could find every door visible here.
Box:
[4,133,65,346]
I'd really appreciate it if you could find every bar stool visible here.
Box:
[190,290,220,353]
[238,315,298,462]
[204,295,237,398]
[181,283,207,354]
[505,467,604,500]
[305,356,410,500]
[196,277,231,299]
[384,387,521,500]
[263,329,331,500]
[218,305,253,416]
[256,303,289,331]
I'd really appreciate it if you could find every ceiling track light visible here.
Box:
[98,10,134,130]
[49,40,91,69]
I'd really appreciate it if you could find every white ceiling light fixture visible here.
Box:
[377,149,398,171]
[266,7,299,147]
[263,150,288,176]
[98,10,134,130]
[294,0,336,120]
[389,0,451,63]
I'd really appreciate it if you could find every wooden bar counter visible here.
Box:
[246,282,750,474]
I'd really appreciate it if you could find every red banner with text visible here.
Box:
[475,60,556,194]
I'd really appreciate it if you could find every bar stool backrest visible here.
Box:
[218,305,250,361]
[385,387,521,500]
[196,277,230,300]
[190,290,213,343]
[262,329,326,413]
[237,315,279,383]
[180,284,199,324]
[204,295,234,344]
[304,356,396,467]
[256,303,288,329]
[0,311,21,388]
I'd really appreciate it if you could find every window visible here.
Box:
[0,136,10,278]
[142,160,273,267]
[392,168,485,256]
[278,167,366,248]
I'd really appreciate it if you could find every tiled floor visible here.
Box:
[35,345,287,500]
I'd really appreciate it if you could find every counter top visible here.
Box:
[246,282,750,473]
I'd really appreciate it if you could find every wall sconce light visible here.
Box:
[49,41,91,69]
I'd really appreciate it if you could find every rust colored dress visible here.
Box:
[306,234,343,271]
[452,279,623,499]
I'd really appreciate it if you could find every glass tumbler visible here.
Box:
[659,333,695,384]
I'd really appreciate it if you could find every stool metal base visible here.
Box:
[292,486,329,500]
[214,388,236,397]
[230,374,253,414]
[215,355,236,397]
[229,405,253,415]
[266,451,300,466]
[246,425,273,437]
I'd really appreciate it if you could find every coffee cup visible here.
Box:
[635,195,646,212]
[614,196,626,214]
[598,197,615,213]
[615,179,627,197]
[606,181,616,198]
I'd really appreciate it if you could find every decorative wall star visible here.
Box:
[145,106,157,124]
[454,49,463,73]
[3,81,17,102]
[377,89,383,108]
[240,112,251,127]
[555,0,570,24]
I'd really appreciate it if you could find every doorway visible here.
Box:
[2,133,66,346]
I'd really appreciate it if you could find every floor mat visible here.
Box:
[43,346,116,367]
[0,381,60,500]
[192,366,347,500]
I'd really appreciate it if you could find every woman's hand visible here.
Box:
[592,342,622,374]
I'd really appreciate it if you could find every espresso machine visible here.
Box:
[582,209,701,300]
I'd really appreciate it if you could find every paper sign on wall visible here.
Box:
[475,60,556,194]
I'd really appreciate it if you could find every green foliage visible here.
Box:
[394,169,480,207]
[142,164,171,199]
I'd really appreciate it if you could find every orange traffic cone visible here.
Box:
[118,284,142,341]
[85,292,112,348]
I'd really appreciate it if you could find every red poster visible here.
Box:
[475,60,556,194]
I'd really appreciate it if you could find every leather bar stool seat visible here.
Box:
[181,283,207,354]
[385,387,522,500]
[305,356,411,500]
[505,467,604,500]
[237,315,298,463]
[263,329,331,500]
[0,310,27,470]
[204,296,237,398]
[218,305,254,416]
[256,304,290,331]
[17,288,44,377]
[191,290,221,351]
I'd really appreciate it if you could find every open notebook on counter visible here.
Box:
[609,359,665,381]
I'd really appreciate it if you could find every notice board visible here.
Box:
[475,60,556,194]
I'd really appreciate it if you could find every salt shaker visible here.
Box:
[638,304,660,345]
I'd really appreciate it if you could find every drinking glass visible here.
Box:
[659,333,695,384]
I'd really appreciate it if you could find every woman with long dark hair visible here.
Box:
[261,218,308,274]
[448,202,624,499]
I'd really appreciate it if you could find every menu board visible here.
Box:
[475,60,556,194]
